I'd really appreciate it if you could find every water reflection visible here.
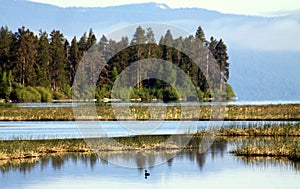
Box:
[0,153,99,174]
[1,139,299,175]
[237,156,300,171]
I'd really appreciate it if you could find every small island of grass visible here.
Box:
[0,123,299,165]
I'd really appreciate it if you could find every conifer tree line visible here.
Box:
[0,25,235,102]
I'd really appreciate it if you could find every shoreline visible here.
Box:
[0,126,299,163]
[0,104,299,121]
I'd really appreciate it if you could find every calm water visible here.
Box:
[0,140,299,189]
[0,121,298,140]
[1,102,300,188]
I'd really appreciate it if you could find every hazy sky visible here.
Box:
[29,0,300,16]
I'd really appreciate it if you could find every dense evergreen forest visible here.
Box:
[0,25,235,102]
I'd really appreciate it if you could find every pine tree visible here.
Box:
[207,36,218,83]
[131,26,147,45]
[209,37,218,56]
[36,30,51,88]
[144,28,161,87]
[0,26,13,72]
[195,26,208,91]
[110,37,130,87]
[64,39,71,86]
[69,36,80,85]
[49,30,67,91]
[14,27,37,86]
[78,32,88,57]
[130,26,147,89]
[161,30,173,61]
[87,28,97,50]
[99,35,108,60]
[146,28,156,44]
[214,39,229,92]
[173,37,183,67]
[195,26,207,46]
[145,27,156,59]
[107,39,117,59]
[113,36,129,71]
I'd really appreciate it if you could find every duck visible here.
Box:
[145,170,150,177]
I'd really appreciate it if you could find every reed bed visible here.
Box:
[0,139,92,160]
[217,123,300,136]
[0,122,299,163]
[0,135,222,161]
[233,137,300,162]
[0,137,182,161]
[195,123,300,162]
[0,104,299,121]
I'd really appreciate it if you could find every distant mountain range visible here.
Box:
[1,0,300,101]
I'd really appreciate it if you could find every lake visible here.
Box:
[1,102,299,188]
[0,121,298,140]
[1,140,299,189]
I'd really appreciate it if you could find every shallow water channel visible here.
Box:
[0,120,299,188]
[0,139,299,189]
[0,121,298,140]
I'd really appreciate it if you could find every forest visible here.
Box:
[0,25,235,102]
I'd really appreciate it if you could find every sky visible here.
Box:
[28,0,300,16]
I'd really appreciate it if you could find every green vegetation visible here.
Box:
[225,84,235,100]
[9,84,53,102]
[0,25,235,102]
[0,102,14,108]
[35,86,52,102]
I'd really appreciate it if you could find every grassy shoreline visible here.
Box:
[1,123,299,163]
[232,138,300,162]
[0,139,92,161]
[0,104,299,121]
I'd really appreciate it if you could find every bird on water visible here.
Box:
[145,170,150,178]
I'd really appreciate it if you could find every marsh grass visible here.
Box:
[0,139,92,160]
[0,135,214,161]
[82,135,196,152]
[232,137,300,162]
[194,123,300,162]
[0,104,300,121]
[216,123,300,136]
[0,122,299,163]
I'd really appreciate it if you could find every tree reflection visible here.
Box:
[167,157,173,167]
[0,158,39,174]
[51,155,65,170]
[197,152,206,170]
[1,138,299,175]
[0,153,102,174]
[135,152,147,170]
